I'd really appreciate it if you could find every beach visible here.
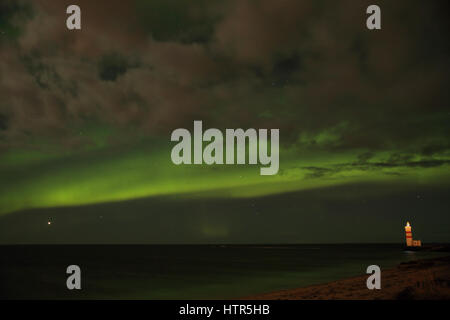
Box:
[244,255,450,300]
[1,245,448,299]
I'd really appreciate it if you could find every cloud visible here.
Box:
[0,0,448,165]
[301,157,450,180]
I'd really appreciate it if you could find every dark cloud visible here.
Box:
[98,53,134,82]
[0,0,448,162]
[301,157,450,180]
[0,0,33,42]
[135,0,221,44]
[302,166,337,179]
[0,114,8,131]
[357,152,374,163]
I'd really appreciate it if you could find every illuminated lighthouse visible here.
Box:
[404,222,422,247]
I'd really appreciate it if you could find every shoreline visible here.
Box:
[242,255,450,300]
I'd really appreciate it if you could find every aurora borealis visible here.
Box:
[0,0,449,243]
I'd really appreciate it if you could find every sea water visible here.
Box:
[0,244,446,299]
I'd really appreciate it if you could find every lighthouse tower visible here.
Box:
[404,222,422,247]
[404,222,413,246]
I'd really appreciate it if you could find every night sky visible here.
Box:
[0,0,449,243]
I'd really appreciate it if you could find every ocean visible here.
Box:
[0,244,446,299]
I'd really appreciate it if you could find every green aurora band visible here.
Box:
[1,137,449,215]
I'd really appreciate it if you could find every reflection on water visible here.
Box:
[0,244,446,299]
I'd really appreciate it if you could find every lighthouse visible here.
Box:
[404,222,422,247]
[404,222,413,246]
